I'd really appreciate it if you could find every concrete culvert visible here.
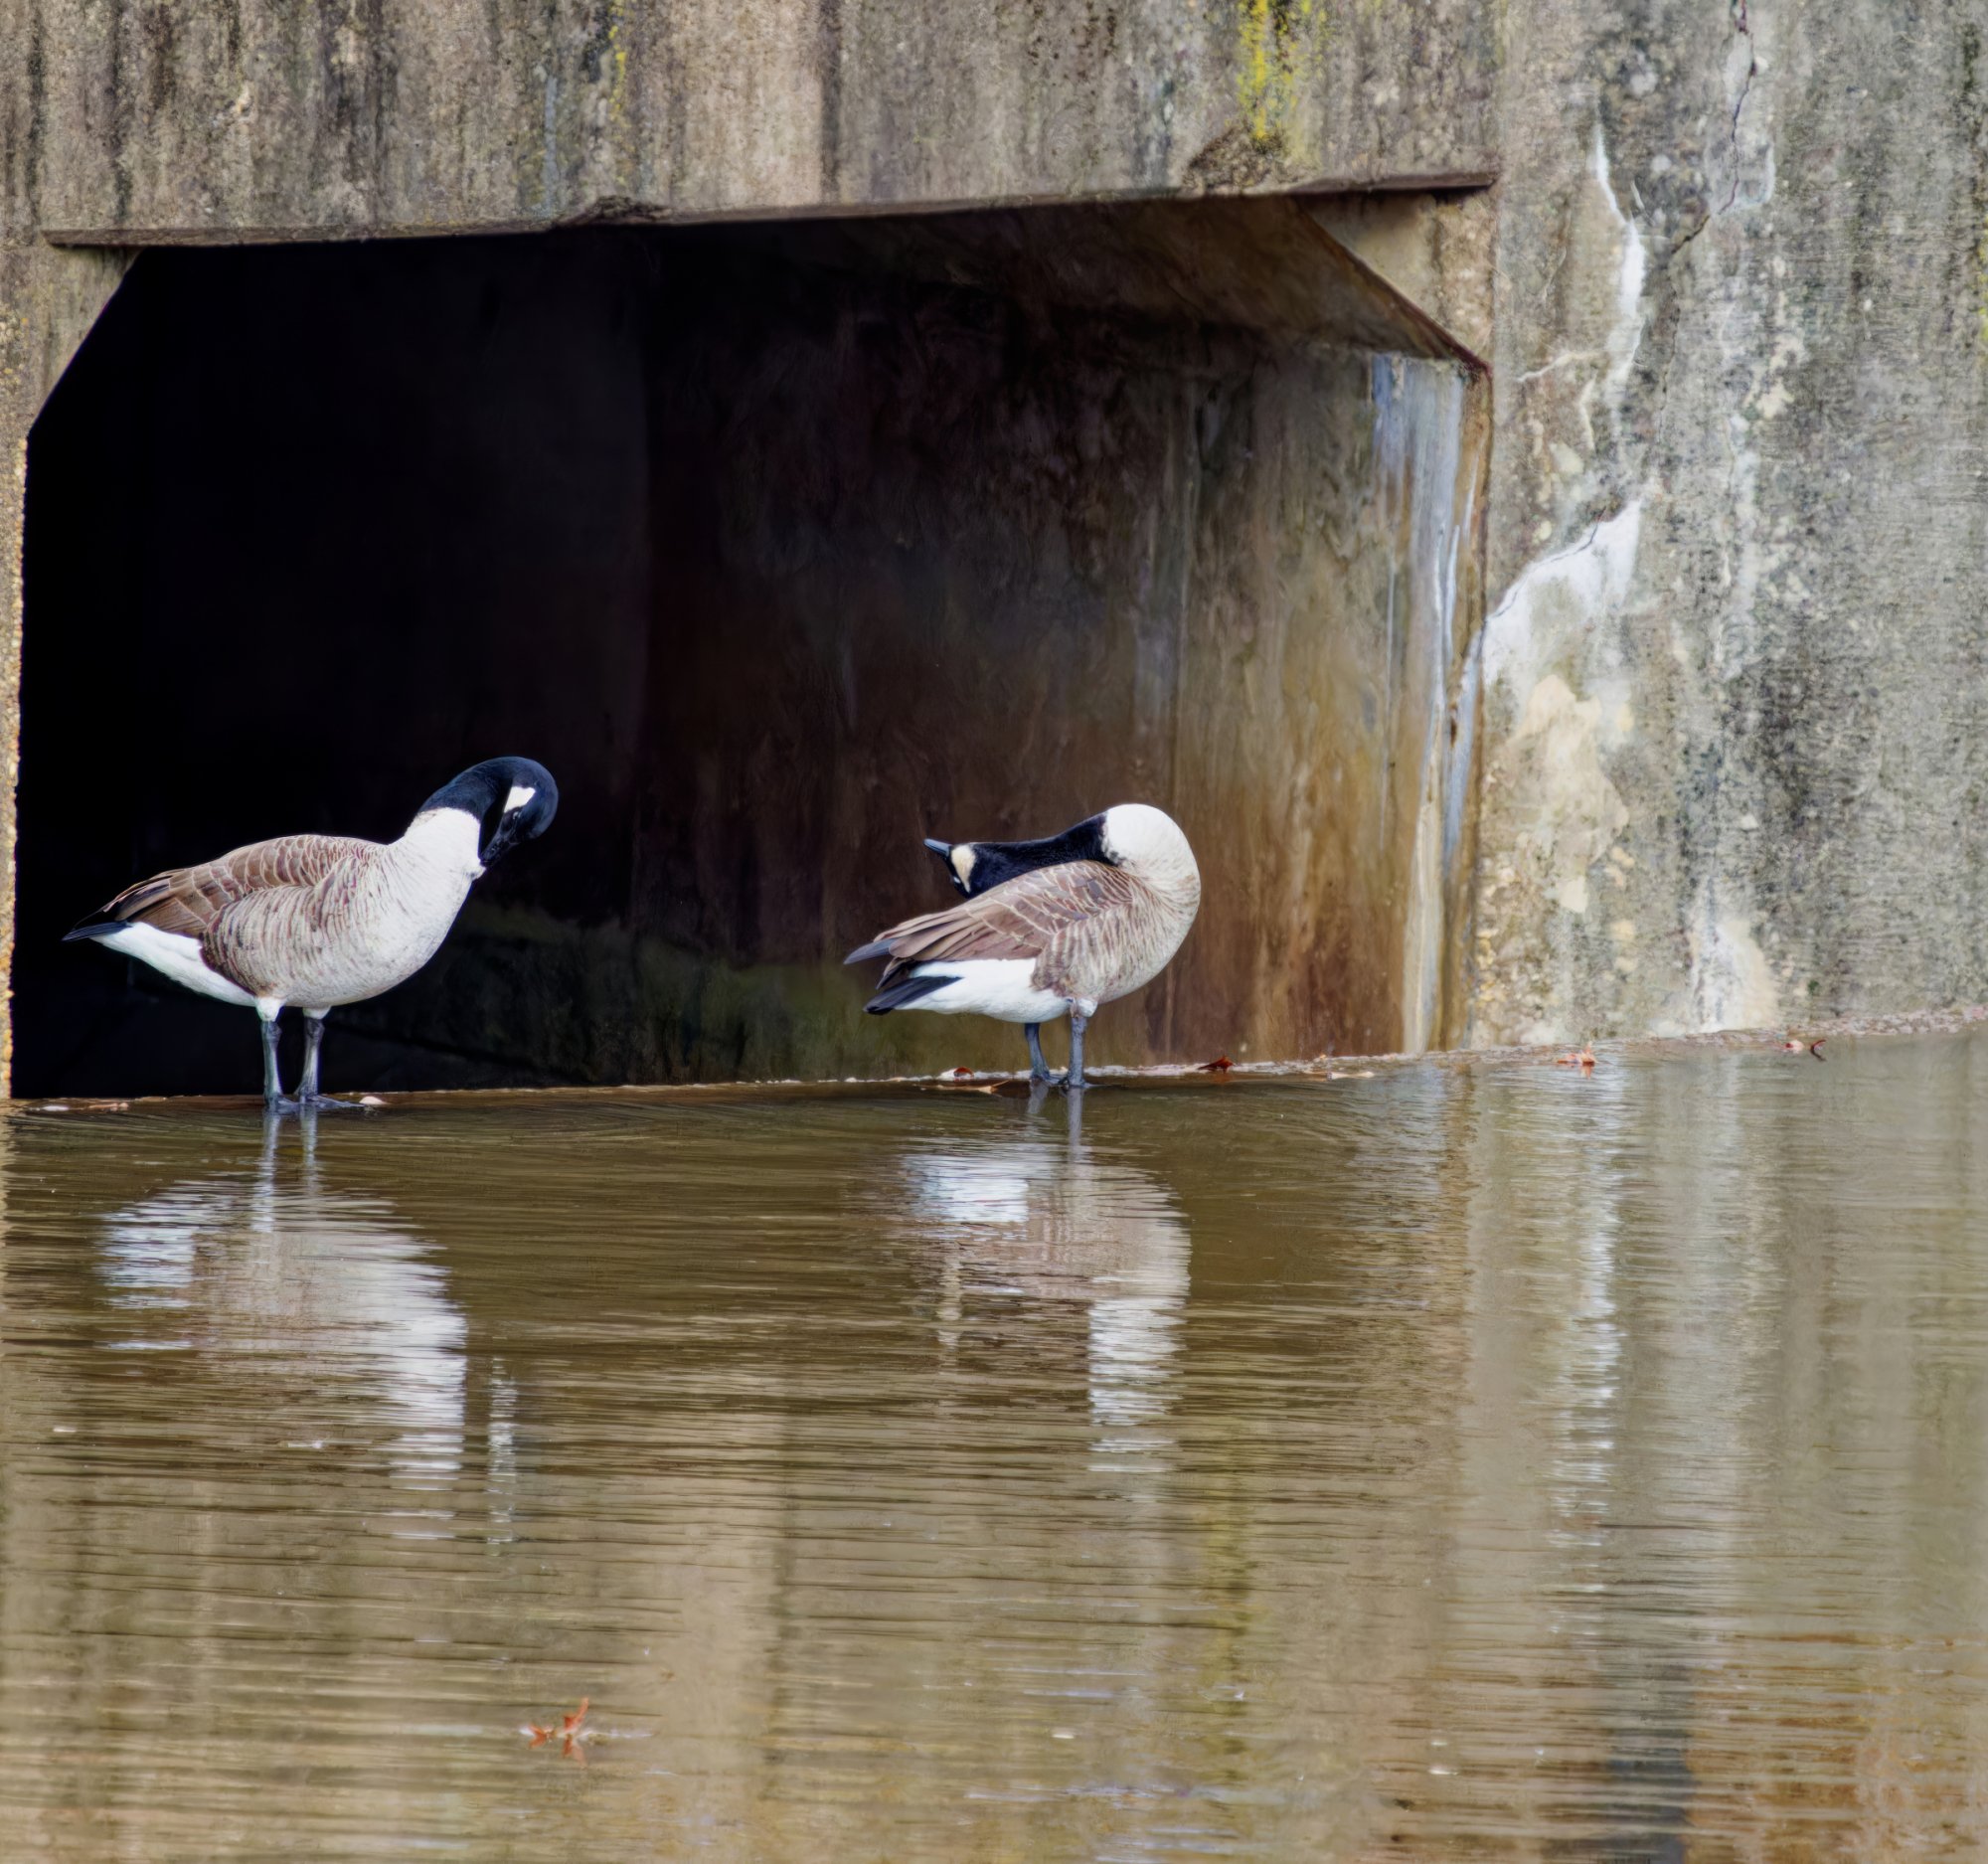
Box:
[18,199,1486,1099]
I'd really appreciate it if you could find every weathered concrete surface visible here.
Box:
[11,0,1497,240]
[1472,1,1988,1044]
[1308,189,1497,363]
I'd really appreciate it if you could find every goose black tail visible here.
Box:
[865,972,955,1015]
[63,918,122,942]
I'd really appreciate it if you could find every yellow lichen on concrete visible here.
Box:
[1236,0,1326,156]
[1975,205,1988,353]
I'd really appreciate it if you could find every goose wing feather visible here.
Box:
[88,835,378,936]
[83,835,382,993]
[849,860,1137,986]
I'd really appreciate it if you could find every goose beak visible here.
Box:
[924,836,972,896]
[482,809,532,865]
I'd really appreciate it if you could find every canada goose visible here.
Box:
[67,757,558,1109]
[850,803,1200,1089]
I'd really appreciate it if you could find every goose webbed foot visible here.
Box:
[287,1014,363,1110]
[260,1011,366,1112]
[263,1095,367,1121]
[1024,1022,1059,1083]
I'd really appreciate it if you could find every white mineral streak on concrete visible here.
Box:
[1479,508,1642,1044]
[1479,126,1646,1001]
[1689,902,1782,1033]
[1372,356,1473,1054]
[1384,349,1479,1049]
[1590,122,1647,408]
[1483,505,1641,699]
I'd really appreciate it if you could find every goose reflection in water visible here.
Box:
[97,1115,467,1489]
[902,1094,1190,1442]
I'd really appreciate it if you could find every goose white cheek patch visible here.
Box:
[503,785,538,813]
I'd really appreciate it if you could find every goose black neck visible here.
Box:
[962,815,1108,893]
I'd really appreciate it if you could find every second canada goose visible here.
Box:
[849,803,1200,1089]
[67,757,558,1110]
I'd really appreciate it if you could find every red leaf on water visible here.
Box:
[1198,1056,1234,1073]
[525,1698,590,1761]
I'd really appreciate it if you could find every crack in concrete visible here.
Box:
[1721,1,1758,216]
[1668,0,1758,258]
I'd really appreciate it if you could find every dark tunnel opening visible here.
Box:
[18,205,1486,1099]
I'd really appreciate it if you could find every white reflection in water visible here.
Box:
[97,1117,466,1489]
[904,1097,1190,1442]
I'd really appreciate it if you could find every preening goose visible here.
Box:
[67,757,558,1109]
[850,803,1200,1089]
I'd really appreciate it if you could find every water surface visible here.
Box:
[4,1035,1988,1858]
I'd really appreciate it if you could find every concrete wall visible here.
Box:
[5,0,1987,1083]
[10,0,1497,238]
[1476,2,1988,1045]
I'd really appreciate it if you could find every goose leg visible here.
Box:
[259,1010,294,1111]
[1063,1009,1090,1093]
[1024,1023,1056,1082]
[298,1015,326,1103]
[296,1014,361,1109]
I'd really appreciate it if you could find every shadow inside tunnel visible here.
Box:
[19,201,1486,1099]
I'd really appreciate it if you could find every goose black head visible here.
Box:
[419,758,560,866]
[922,812,1110,898]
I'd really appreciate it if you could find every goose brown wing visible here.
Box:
[849,860,1136,984]
[78,830,382,993]
[84,835,377,939]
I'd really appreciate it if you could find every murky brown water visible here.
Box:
[4,1035,1988,1858]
